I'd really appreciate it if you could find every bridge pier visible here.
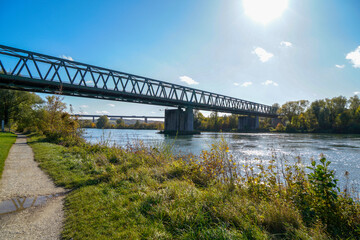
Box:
[92,116,95,123]
[145,117,148,123]
[238,116,259,131]
[163,107,199,135]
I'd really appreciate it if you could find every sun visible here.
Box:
[243,0,288,25]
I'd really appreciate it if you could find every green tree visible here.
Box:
[96,115,110,129]
[134,120,141,129]
[0,89,43,127]
[279,100,309,123]
[349,95,360,115]
[80,120,94,128]
[116,118,126,128]
[194,110,205,130]
[36,95,81,144]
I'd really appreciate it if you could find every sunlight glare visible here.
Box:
[243,0,288,24]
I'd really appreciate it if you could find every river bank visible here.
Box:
[26,133,360,239]
[82,129,360,188]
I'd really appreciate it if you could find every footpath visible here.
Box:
[0,134,66,240]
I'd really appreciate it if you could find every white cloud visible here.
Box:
[262,80,278,86]
[234,82,252,87]
[241,81,253,87]
[354,91,360,95]
[96,110,109,115]
[108,103,115,107]
[79,105,89,108]
[252,47,273,62]
[280,41,292,47]
[346,46,360,68]
[60,55,74,61]
[179,76,199,85]
[335,64,345,69]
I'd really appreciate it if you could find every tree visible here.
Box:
[134,120,141,129]
[0,89,43,127]
[116,118,126,128]
[194,110,205,130]
[279,100,309,123]
[80,120,94,128]
[349,95,360,115]
[96,115,110,129]
[36,95,81,144]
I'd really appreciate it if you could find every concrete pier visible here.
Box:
[163,107,198,134]
[238,116,259,131]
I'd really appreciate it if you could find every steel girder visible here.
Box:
[0,45,278,117]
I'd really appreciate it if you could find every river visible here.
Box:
[83,128,360,189]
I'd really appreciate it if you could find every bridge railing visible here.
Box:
[0,45,278,116]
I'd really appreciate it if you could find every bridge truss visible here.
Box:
[0,45,278,117]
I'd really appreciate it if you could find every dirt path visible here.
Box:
[0,134,66,240]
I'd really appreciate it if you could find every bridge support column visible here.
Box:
[238,116,259,131]
[92,116,95,123]
[163,107,198,135]
[145,117,148,123]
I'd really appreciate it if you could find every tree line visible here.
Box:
[273,95,360,133]
[192,95,360,133]
[194,110,239,131]
[1,88,359,134]
[80,116,164,130]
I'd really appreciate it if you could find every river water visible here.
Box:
[83,129,360,189]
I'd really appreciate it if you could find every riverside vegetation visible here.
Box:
[0,132,16,177]
[80,115,164,130]
[192,95,360,133]
[1,89,360,239]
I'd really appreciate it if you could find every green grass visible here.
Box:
[0,132,16,178]
[28,136,359,240]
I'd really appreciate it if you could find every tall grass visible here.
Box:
[29,135,360,239]
[0,132,16,178]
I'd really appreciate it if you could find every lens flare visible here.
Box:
[243,0,288,24]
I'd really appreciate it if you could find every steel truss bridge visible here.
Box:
[0,45,278,117]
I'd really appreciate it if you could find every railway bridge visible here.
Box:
[0,45,279,133]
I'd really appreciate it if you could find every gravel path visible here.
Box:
[0,134,66,240]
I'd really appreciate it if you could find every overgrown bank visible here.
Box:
[29,135,360,239]
[0,132,16,178]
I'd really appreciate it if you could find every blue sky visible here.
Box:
[1,0,360,116]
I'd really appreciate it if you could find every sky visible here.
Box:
[1,0,360,117]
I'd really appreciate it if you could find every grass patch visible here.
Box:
[0,132,16,178]
[28,135,360,239]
